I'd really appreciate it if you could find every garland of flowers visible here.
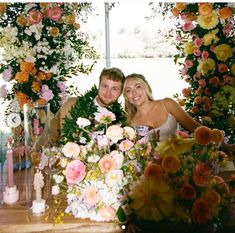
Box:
[61,85,126,144]
[0,2,97,116]
[170,3,235,143]
[150,3,235,143]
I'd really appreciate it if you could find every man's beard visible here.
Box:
[97,95,115,107]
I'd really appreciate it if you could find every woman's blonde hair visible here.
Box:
[123,73,154,124]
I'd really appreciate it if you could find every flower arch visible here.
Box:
[0,2,97,115]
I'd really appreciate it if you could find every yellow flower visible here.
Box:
[183,42,195,55]
[155,135,195,157]
[129,176,175,222]
[213,44,233,62]
[197,58,216,77]
[197,10,218,29]
[203,29,219,46]
[231,63,235,76]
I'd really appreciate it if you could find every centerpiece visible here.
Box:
[49,109,150,222]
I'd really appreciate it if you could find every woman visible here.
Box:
[123,73,201,141]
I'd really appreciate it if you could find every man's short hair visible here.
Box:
[99,67,125,89]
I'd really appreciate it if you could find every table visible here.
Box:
[0,166,122,233]
[1,167,235,233]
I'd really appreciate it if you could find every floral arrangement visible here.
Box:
[50,109,149,222]
[0,2,97,117]
[168,3,235,143]
[119,126,235,230]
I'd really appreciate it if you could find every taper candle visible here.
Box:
[6,144,14,188]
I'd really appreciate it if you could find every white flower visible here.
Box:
[76,117,91,128]
[110,150,124,169]
[62,142,80,158]
[87,154,100,163]
[124,126,136,140]
[105,170,124,187]
[53,174,64,184]
[6,113,21,128]
[106,125,124,143]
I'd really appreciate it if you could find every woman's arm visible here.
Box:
[163,97,201,133]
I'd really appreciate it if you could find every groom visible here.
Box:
[35,67,126,150]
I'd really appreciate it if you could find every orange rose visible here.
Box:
[36,98,47,106]
[15,71,29,83]
[194,126,212,145]
[219,7,232,20]
[210,129,224,144]
[37,71,52,81]
[0,3,7,14]
[198,3,212,16]
[50,27,59,37]
[15,91,30,108]
[20,61,34,73]
[175,3,186,11]
[171,8,180,17]
[32,81,41,93]
[64,14,76,25]
[16,15,28,27]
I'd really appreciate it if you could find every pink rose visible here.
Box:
[0,84,7,98]
[223,75,233,85]
[46,7,63,21]
[193,49,201,57]
[198,79,206,87]
[182,87,191,97]
[65,159,86,185]
[218,63,228,73]
[209,76,220,86]
[2,67,13,81]
[182,21,195,31]
[28,9,43,24]
[194,38,203,47]
[193,71,201,80]
[201,51,209,61]
[181,67,187,76]
[98,207,116,221]
[223,23,233,36]
[185,60,193,68]
[40,85,54,101]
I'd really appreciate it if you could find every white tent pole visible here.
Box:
[104,3,111,68]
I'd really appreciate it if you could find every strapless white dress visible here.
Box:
[133,113,179,141]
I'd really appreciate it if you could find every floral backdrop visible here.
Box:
[0,2,97,117]
[151,2,235,144]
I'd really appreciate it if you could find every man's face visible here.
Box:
[97,76,122,106]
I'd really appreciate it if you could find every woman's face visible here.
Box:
[124,78,148,106]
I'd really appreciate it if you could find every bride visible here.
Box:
[123,73,201,141]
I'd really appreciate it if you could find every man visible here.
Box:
[35,67,126,150]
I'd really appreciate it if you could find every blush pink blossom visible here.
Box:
[28,9,43,24]
[198,79,206,87]
[0,84,7,98]
[46,6,63,21]
[181,67,187,76]
[97,135,109,148]
[176,130,189,138]
[182,87,191,97]
[98,155,116,173]
[40,84,54,101]
[2,67,13,81]
[33,118,43,135]
[201,51,209,61]
[182,21,195,31]
[51,185,60,195]
[195,86,204,95]
[83,186,101,206]
[185,60,193,68]
[98,207,116,221]
[193,49,201,57]
[223,75,233,85]
[194,38,203,47]
[65,159,86,185]
[57,81,66,92]
[209,76,220,86]
[62,142,80,158]
[119,139,134,152]
[218,63,228,73]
